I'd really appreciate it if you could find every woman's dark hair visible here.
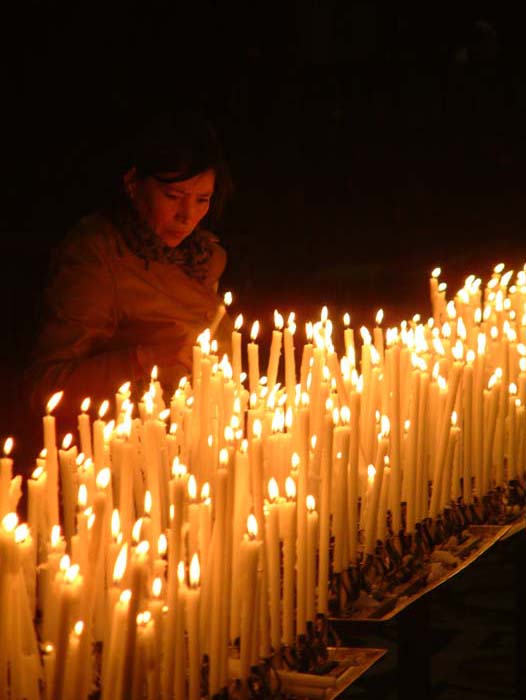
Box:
[127,110,233,223]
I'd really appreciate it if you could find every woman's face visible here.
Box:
[126,168,215,247]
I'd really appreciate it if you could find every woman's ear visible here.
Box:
[123,167,138,199]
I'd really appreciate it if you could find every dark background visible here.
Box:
[3,2,526,461]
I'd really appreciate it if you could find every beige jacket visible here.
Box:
[27,213,231,416]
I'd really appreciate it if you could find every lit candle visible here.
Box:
[305,495,318,622]
[58,433,77,547]
[77,398,92,459]
[93,399,109,474]
[247,320,261,396]
[232,314,244,392]
[267,310,283,394]
[239,515,261,697]
[280,477,297,646]
[265,478,280,650]
[284,313,297,408]
[186,553,201,700]
[364,418,390,554]
[0,438,14,519]
[44,391,63,527]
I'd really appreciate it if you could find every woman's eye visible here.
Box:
[165,193,182,200]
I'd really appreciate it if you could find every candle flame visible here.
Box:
[102,508,116,540]
[343,312,351,327]
[201,482,210,501]
[305,321,313,341]
[291,452,300,470]
[51,524,61,548]
[113,543,128,582]
[3,437,13,457]
[187,476,197,503]
[274,310,284,330]
[152,577,163,598]
[120,589,132,604]
[46,391,63,414]
[31,465,44,480]
[360,326,371,345]
[367,464,376,485]
[375,308,384,326]
[96,467,111,489]
[253,418,262,439]
[78,484,88,508]
[158,533,168,557]
[285,476,296,500]
[509,382,518,395]
[171,457,187,478]
[177,560,185,585]
[451,411,458,427]
[65,564,80,584]
[219,448,229,465]
[246,513,258,540]
[59,554,70,572]
[132,518,143,543]
[381,415,390,437]
[268,477,279,502]
[74,621,84,637]
[224,291,233,306]
[144,491,152,516]
[234,313,243,331]
[136,540,150,556]
[452,340,464,361]
[431,267,441,279]
[61,433,73,450]
[306,495,316,512]
[14,523,29,544]
[250,320,260,341]
[87,513,96,530]
[466,349,476,364]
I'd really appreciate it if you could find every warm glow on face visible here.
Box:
[113,543,128,582]
[268,477,279,502]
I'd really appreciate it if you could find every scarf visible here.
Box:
[108,193,214,281]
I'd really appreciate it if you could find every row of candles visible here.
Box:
[1,263,525,700]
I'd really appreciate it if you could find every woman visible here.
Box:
[27,110,233,418]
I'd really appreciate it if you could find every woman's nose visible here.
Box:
[177,198,193,223]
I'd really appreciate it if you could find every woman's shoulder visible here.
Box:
[56,213,122,262]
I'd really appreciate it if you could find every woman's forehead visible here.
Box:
[155,169,215,192]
